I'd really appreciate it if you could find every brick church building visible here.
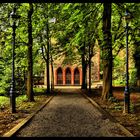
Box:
[44,39,100,87]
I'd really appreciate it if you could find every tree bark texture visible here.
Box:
[50,41,54,90]
[46,4,50,94]
[51,55,54,90]
[27,3,34,101]
[101,3,113,100]
[88,45,91,93]
[81,44,87,89]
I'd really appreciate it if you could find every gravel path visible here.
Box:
[16,90,130,137]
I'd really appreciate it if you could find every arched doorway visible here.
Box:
[65,68,71,85]
[57,67,63,85]
[74,68,80,85]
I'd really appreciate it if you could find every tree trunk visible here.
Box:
[135,57,140,87]
[133,42,140,87]
[81,44,87,89]
[50,41,54,90]
[88,45,91,93]
[27,3,34,101]
[50,55,54,90]
[101,3,113,101]
[46,4,50,94]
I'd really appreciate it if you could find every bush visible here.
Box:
[0,96,9,110]
[33,87,46,93]
[0,77,11,96]
[0,66,11,96]
[114,104,122,111]
[130,102,135,113]
[108,97,118,103]
[16,95,28,104]
[129,68,137,86]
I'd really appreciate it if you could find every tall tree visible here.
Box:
[101,3,113,100]
[81,42,87,89]
[52,3,101,89]
[37,3,52,94]
[46,4,50,94]
[129,3,140,87]
[27,3,34,101]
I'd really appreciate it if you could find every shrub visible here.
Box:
[129,68,137,86]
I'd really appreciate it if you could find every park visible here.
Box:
[0,3,140,137]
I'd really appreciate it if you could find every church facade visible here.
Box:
[44,40,100,86]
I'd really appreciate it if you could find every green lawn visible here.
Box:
[0,87,47,110]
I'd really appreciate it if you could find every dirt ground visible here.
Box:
[89,88,140,137]
[0,95,49,136]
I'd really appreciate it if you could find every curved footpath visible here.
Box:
[14,89,133,137]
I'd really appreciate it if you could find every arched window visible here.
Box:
[74,68,80,85]
[65,68,71,85]
[57,67,63,85]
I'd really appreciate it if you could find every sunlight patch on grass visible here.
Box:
[0,96,9,110]
[33,87,47,93]
[16,95,28,104]
[16,95,32,110]
[16,95,47,112]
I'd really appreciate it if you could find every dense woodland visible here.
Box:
[0,3,140,102]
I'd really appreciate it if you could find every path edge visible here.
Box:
[81,92,134,137]
[2,96,54,137]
